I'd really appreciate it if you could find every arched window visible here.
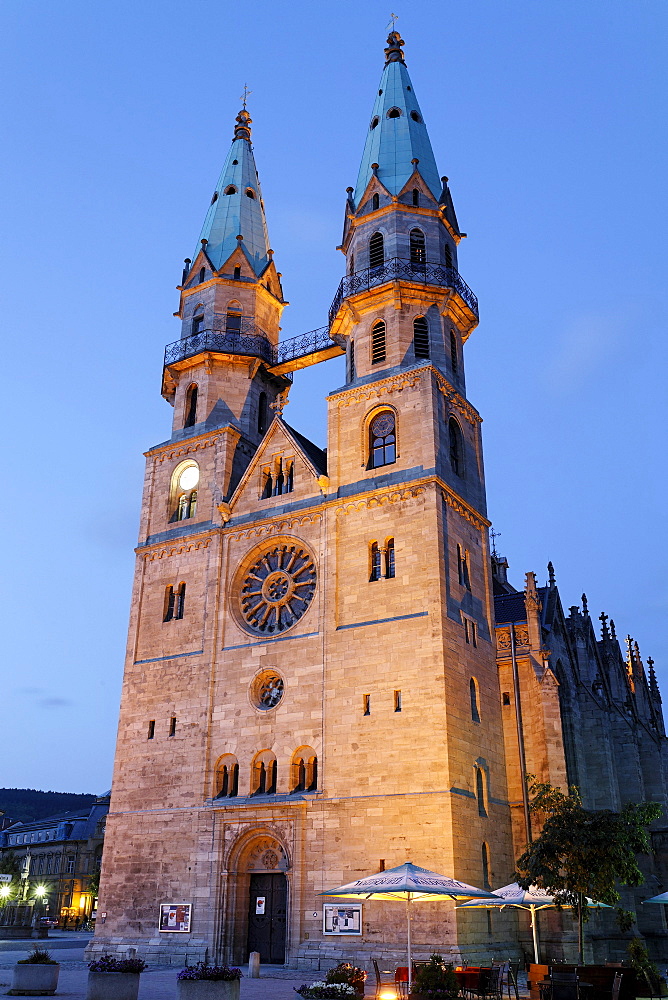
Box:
[387,107,402,118]
[372,193,379,211]
[475,767,487,818]
[257,392,268,435]
[184,384,198,428]
[370,116,379,130]
[211,191,218,204]
[226,301,242,334]
[246,188,256,199]
[198,267,206,284]
[369,542,381,582]
[191,311,204,335]
[410,110,422,123]
[413,316,429,358]
[172,461,200,522]
[369,232,385,269]
[412,188,419,207]
[163,585,175,622]
[481,842,491,889]
[175,582,186,620]
[233,265,241,279]
[449,419,463,477]
[369,410,396,469]
[457,545,471,590]
[214,755,239,798]
[385,538,395,579]
[470,678,480,723]
[444,243,453,270]
[450,330,459,374]
[261,469,273,499]
[224,185,236,195]
[371,320,386,365]
[291,747,318,793]
[409,228,426,265]
[251,751,277,795]
[306,754,318,791]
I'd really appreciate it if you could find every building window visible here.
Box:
[348,339,356,382]
[387,107,402,118]
[363,694,371,716]
[292,748,318,793]
[444,243,453,269]
[369,542,382,581]
[163,586,175,622]
[394,690,402,712]
[251,752,277,795]
[385,538,395,579]
[175,583,186,620]
[413,316,429,358]
[463,617,478,648]
[410,110,422,123]
[233,265,241,279]
[371,320,386,364]
[372,193,379,211]
[184,384,198,428]
[147,720,155,739]
[246,188,256,199]
[475,768,487,818]
[191,312,204,335]
[409,228,426,265]
[46,855,52,875]
[470,678,480,722]
[225,185,236,195]
[169,716,177,737]
[449,419,463,477]
[226,302,242,334]
[370,116,379,130]
[502,692,511,706]
[257,392,268,434]
[369,231,385,269]
[450,331,459,374]
[482,842,491,889]
[66,856,75,874]
[198,267,206,284]
[53,855,60,873]
[349,253,355,275]
[38,855,45,875]
[369,410,396,468]
[172,461,199,521]
[457,545,471,590]
[412,188,419,206]
[260,457,294,498]
[215,755,239,798]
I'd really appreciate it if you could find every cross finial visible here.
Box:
[490,529,501,558]
[240,83,252,110]
[388,12,399,29]
[599,611,610,639]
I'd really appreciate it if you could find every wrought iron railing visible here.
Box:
[164,321,274,367]
[328,257,478,325]
[274,326,335,365]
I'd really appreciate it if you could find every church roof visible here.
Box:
[353,31,442,207]
[494,591,528,625]
[283,421,327,475]
[195,108,271,277]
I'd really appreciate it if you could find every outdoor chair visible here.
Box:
[372,959,396,998]
[611,972,623,1000]
[468,966,503,1000]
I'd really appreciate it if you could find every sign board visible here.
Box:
[255,896,266,915]
[0,874,12,882]
[159,902,192,933]
[323,904,362,935]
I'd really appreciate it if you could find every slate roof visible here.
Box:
[494,591,528,625]
[283,422,327,475]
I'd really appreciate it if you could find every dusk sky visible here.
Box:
[2,0,667,795]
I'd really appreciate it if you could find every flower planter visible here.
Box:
[86,971,141,1000]
[9,962,60,996]
[177,981,241,1000]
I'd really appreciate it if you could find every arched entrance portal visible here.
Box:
[237,835,289,965]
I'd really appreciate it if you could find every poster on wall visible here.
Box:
[323,904,362,935]
[159,903,192,933]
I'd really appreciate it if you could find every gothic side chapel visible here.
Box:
[89,30,668,969]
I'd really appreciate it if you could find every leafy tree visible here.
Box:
[0,850,21,908]
[516,779,662,963]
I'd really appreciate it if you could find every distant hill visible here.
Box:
[0,788,98,825]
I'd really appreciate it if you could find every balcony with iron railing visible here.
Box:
[164,317,276,368]
[328,257,478,326]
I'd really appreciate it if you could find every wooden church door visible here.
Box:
[246,872,287,963]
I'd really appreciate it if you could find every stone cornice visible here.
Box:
[138,534,216,560]
[439,482,490,529]
[328,369,423,406]
[432,369,482,426]
[335,484,427,515]
[145,426,240,462]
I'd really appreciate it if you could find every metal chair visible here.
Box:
[372,959,396,998]
[469,967,503,1000]
[611,972,623,1000]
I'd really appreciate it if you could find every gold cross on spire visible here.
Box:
[240,83,252,109]
[387,12,398,29]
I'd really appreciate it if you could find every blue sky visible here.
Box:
[2,0,666,794]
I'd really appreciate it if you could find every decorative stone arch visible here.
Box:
[219,827,292,966]
[290,745,318,793]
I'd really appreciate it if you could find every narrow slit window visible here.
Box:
[233,265,241,279]
[192,313,204,335]
[409,228,426,265]
[226,305,242,334]
[444,244,453,270]
[372,193,379,211]
[175,582,186,620]
[306,755,318,791]
[371,320,386,364]
[349,253,355,275]
[482,842,491,889]
[147,720,155,740]
[348,339,356,382]
[257,392,268,435]
[169,716,176,737]
[369,231,384,269]
[266,759,277,794]
[413,316,429,358]
[198,267,206,284]
[457,545,471,590]
[385,538,395,579]
[163,586,175,622]
[394,690,402,712]
[450,330,459,374]
[363,694,371,716]
[293,758,306,792]
[261,469,273,499]
[476,768,487,818]
[412,188,419,207]
[470,678,480,723]
[449,419,464,477]
[369,542,381,582]
[184,384,198,428]
[502,692,511,706]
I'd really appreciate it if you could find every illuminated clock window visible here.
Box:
[178,466,199,492]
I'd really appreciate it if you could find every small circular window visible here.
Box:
[252,670,285,711]
[178,465,199,491]
[370,411,395,438]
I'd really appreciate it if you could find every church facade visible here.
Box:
[89,32,668,968]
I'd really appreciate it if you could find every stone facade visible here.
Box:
[88,30,667,971]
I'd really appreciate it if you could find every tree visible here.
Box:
[0,850,21,908]
[516,780,663,963]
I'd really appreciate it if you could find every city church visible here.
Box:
[90,31,668,969]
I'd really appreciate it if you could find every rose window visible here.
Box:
[254,671,284,709]
[237,542,317,636]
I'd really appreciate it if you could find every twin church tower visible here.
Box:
[91,31,531,966]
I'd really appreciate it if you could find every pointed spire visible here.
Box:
[581,593,589,616]
[353,31,442,206]
[547,561,556,587]
[610,618,617,639]
[648,657,661,701]
[194,104,271,277]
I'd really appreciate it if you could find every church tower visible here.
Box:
[91,32,516,969]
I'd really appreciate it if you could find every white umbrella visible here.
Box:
[319,862,495,991]
[457,882,610,964]
[641,890,668,904]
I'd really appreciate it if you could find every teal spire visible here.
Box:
[195,107,271,277]
[353,32,441,207]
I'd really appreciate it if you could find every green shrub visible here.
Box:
[18,947,57,965]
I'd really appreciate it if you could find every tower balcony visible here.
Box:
[164,318,275,368]
[328,257,479,327]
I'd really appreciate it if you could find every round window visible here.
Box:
[178,465,199,491]
[370,412,395,438]
[252,670,285,711]
[234,539,317,636]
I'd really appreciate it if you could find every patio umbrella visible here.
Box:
[456,882,611,964]
[319,862,496,991]
[641,890,668,904]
